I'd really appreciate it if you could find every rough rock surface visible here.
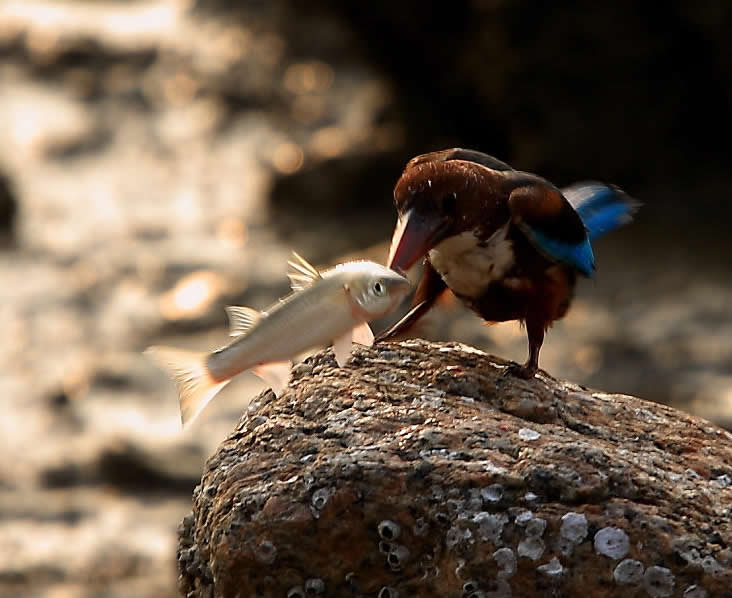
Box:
[178,340,732,598]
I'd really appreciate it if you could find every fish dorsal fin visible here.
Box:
[225,306,262,337]
[352,322,374,347]
[332,330,353,367]
[287,251,322,291]
[252,360,292,396]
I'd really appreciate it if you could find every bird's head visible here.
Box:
[387,152,501,273]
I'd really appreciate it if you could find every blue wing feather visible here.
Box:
[527,229,596,277]
[563,183,639,241]
[524,183,637,276]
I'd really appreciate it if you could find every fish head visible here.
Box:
[332,261,412,320]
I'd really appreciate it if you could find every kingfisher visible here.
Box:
[382,148,639,378]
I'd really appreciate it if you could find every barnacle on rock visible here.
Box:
[462,580,480,594]
[387,544,410,572]
[594,527,630,560]
[643,565,675,598]
[560,512,588,544]
[304,577,325,595]
[613,559,644,585]
[378,586,399,598]
[378,519,400,541]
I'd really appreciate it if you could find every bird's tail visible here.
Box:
[563,183,640,241]
[144,346,230,428]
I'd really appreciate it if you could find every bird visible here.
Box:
[381,148,639,378]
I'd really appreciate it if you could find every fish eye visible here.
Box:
[442,192,457,213]
[372,281,386,296]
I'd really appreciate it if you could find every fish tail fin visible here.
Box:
[144,346,230,427]
[563,183,640,241]
[252,361,291,396]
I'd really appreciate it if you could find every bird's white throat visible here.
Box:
[428,225,514,297]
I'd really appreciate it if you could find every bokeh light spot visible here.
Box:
[270,142,304,175]
[159,271,227,320]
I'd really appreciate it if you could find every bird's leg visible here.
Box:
[376,260,446,341]
[505,316,544,379]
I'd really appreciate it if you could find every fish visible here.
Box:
[145,252,412,427]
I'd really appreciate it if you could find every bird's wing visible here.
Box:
[508,183,595,277]
[562,182,640,241]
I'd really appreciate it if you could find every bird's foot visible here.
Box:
[502,362,537,379]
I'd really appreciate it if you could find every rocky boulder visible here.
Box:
[178,339,732,598]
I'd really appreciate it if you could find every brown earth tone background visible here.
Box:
[0,1,730,596]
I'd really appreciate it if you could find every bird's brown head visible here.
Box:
[386,150,508,273]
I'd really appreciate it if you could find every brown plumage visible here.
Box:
[382,148,637,378]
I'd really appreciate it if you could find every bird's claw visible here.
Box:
[502,363,537,380]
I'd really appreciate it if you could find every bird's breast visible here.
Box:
[428,224,515,298]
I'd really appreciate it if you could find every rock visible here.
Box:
[177,340,732,598]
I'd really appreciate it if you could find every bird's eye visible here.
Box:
[443,192,457,213]
[372,281,386,296]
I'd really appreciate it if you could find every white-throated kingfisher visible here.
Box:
[382,148,639,378]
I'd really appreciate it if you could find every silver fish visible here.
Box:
[145,252,411,426]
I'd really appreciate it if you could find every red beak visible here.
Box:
[387,208,447,273]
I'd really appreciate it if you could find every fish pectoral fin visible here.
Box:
[352,322,374,347]
[332,330,353,367]
[287,251,322,291]
[144,346,230,428]
[225,306,262,337]
[252,361,292,396]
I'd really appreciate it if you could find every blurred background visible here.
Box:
[1,0,730,596]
